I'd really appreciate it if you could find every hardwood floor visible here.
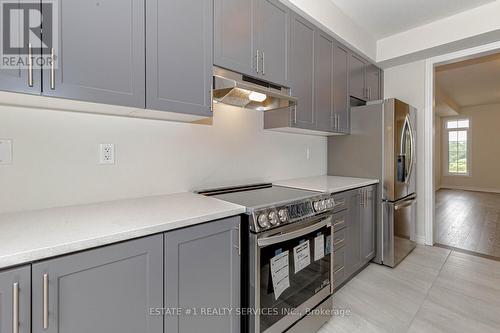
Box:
[318,245,500,333]
[435,189,500,258]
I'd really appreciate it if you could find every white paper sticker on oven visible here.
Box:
[293,241,311,274]
[314,234,325,261]
[270,251,290,300]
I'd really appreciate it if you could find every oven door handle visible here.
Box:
[257,216,332,248]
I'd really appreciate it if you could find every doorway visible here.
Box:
[430,51,500,259]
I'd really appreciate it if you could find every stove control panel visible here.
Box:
[251,195,333,232]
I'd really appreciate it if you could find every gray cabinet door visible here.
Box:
[289,13,315,129]
[349,53,366,101]
[0,0,41,95]
[361,186,376,261]
[32,235,163,333]
[147,0,213,116]
[314,30,334,132]
[257,0,289,86]
[214,0,256,77]
[0,266,30,333]
[346,189,362,276]
[42,0,145,108]
[365,65,381,101]
[333,44,349,133]
[165,216,241,333]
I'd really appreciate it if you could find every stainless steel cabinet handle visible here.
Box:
[13,282,19,333]
[368,87,372,100]
[50,48,55,90]
[235,224,241,256]
[43,273,49,330]
[256,49,260,73]
[333,219,345,228]
[262,51,265,75]
[28,43,33,87]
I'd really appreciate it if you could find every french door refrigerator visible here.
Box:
[328,98,417,267]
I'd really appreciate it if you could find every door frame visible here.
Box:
[423,40,500,245]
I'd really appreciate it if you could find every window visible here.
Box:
[444,118,470,175]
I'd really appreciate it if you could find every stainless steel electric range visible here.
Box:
[199,184,336,333]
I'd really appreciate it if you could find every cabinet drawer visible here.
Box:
[333,228,346,251]
[333,246,346,288]
[332,210,349,232]
[332,192,349,213]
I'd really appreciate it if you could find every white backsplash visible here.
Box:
[0,102,326,213]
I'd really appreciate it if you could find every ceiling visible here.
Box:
[436,53,500,108]
[329,0,495,39]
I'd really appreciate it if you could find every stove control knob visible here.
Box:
[258,213,270,228]
[268,211,278,225]
[313,201,321,212]
[326,198,334,208]
[278,209,288,222]
[321,200,327,209]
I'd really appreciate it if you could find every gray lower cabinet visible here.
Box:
[164,216,241,333]
[333,185,376,289]
[146,0,213,116]
[360,186,376,260]
[289,13,315,130]
[42,0,146,108]
[214,0,256,78]
[31,235,163,333]
[0,266,31,333]
[314,30,334,132]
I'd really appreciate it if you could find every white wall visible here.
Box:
[434,116,442,190]
[377,1,500,67]
[441,104,500,191]
[0,103,327,213]
[384,60,427,240]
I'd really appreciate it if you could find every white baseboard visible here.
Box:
[440,185,500,194]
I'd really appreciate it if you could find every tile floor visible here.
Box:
[318,245,500,333]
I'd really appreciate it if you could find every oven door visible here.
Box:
[251,215,333,333]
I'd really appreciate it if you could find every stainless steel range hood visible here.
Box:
[212,67,297,111]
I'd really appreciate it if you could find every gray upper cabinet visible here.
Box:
[256,0,289,86]
[214,0,255,77]
[0,0,41,95]
[42,0,145,108]
[349,53,366,101]
[165,216,241,333]
[214,0,288,85]
[314,30,334,132]
[289,13,315,129]
[365,65,381,101]
[32,235,163,333]
[333,44,350,133]
[147,0,213,116]
[0,266,31,333]
[361,186,376,261]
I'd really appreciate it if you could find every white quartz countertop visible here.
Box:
[275,176,379,194]
[0,192,245,270]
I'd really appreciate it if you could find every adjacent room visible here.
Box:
[434,53,500,259]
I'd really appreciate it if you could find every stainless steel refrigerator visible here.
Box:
[328,98,417,267]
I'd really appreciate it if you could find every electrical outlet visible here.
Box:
[99,144,115,164]
[306,148,311,160]
[0,139,13,164]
